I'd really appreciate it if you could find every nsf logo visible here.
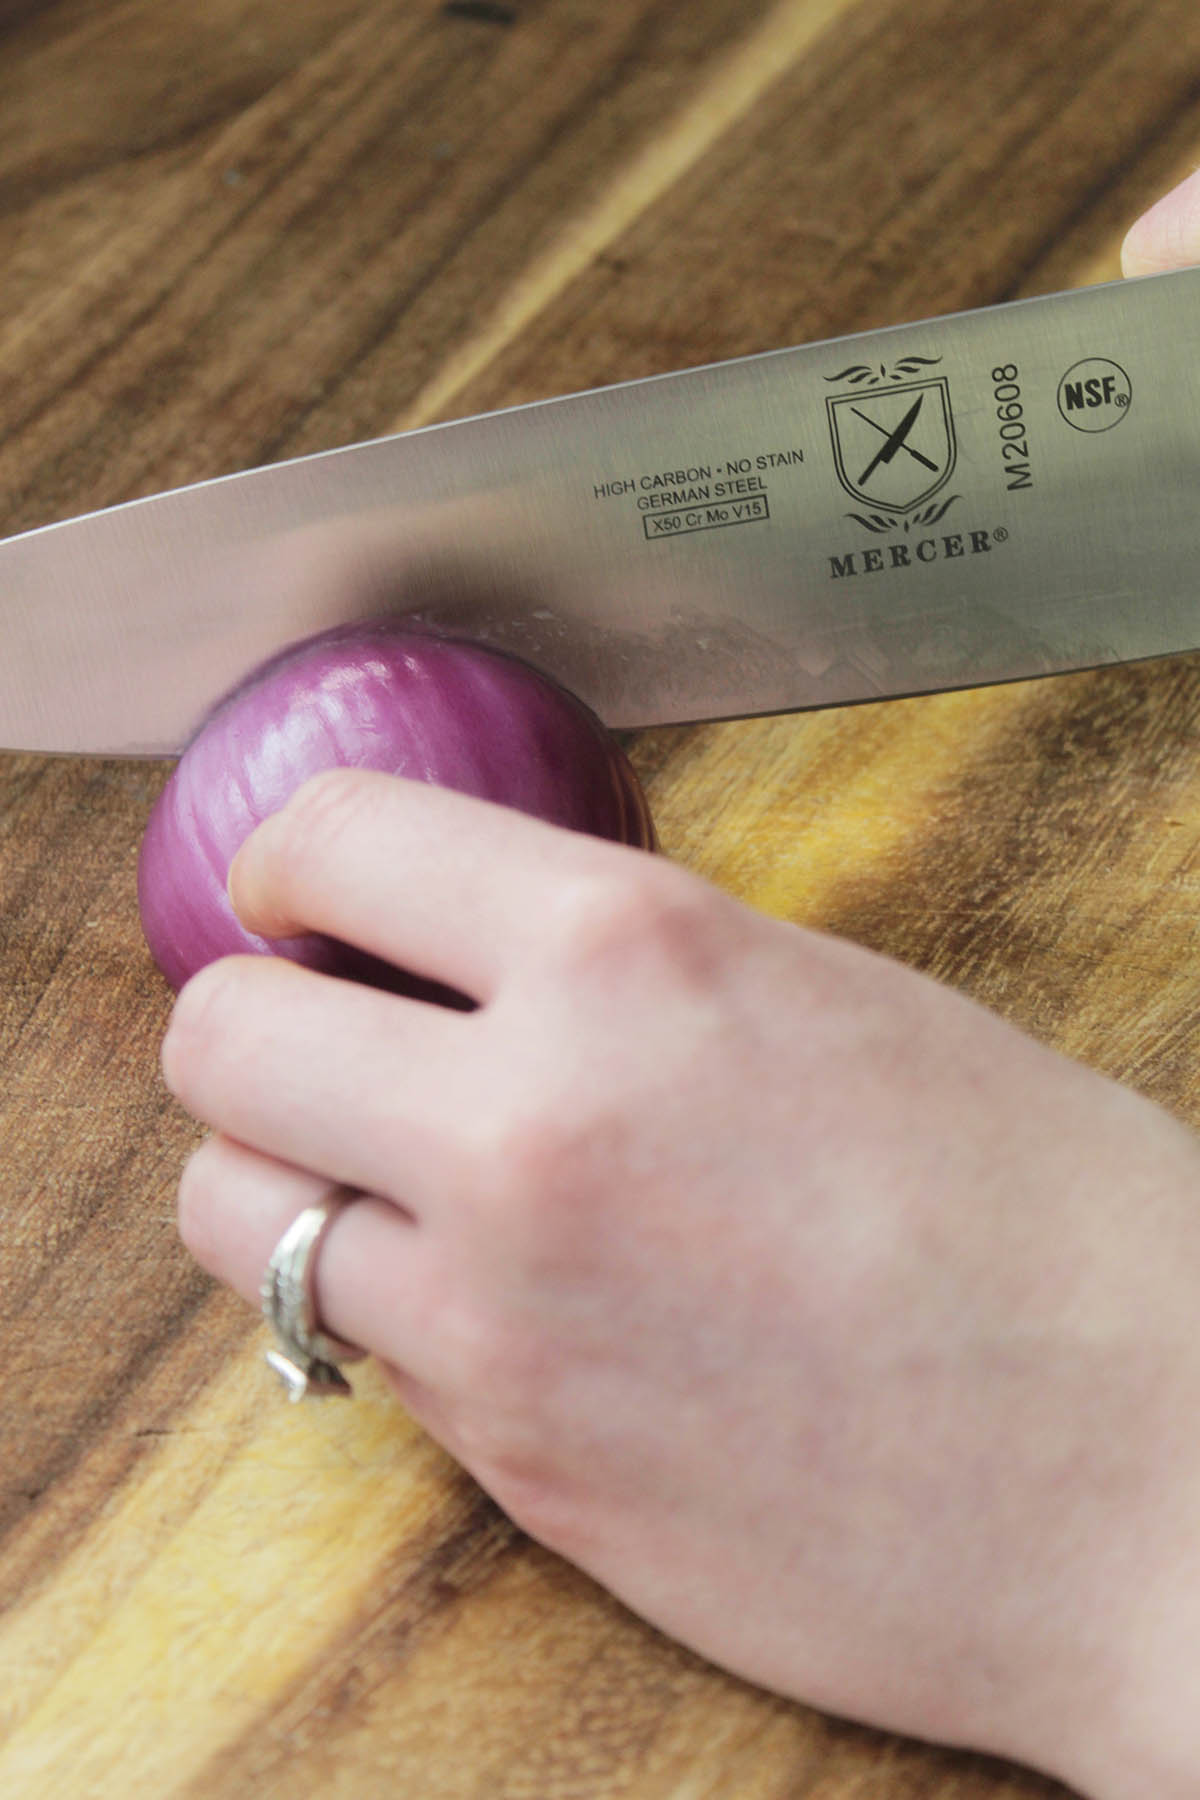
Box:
[1056,357,1132,432]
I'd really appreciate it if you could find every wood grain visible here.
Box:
[3,1,1200,1794]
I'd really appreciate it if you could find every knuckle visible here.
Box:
[477,1453,581,1551]
[477,1104,595,1249]
[453,1309,545,1407]
[449,1351,595,1554]
[492,1106,576,1195]
[285,765,375,847]
[448,1331,571,1532]
[549,859,731,988]
[267,767,377,896]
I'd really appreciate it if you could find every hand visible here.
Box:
[162,176,1200,1799]
[163,766,1200,1800]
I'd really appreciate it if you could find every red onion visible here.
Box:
[138,620,655,997]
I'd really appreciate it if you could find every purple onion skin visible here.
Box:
[138,621,656,1000]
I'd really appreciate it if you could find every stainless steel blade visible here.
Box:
[3,268,1198,753]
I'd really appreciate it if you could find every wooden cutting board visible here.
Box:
[5,2,1200,1794]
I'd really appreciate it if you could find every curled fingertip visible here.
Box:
[227,818,298,937]
[227,771,364,932]
[1121,167,1200,278]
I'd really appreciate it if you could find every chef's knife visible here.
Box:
[2,268,1197,754]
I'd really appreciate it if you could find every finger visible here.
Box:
[227,767,645,1001]
[178,1134,336,1296]
[1121,167,1200,277]
[163,953,473,1210]
[178,1132,454,1393]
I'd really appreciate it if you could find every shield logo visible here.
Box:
[826,377,956,513]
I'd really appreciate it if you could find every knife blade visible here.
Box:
[2,268,1197,754]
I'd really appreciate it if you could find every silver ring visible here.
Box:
[261,1189,367,1401]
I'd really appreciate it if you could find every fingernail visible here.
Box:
[227,826,275,929]
[226,837,252,918]
[227,812,307,938]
